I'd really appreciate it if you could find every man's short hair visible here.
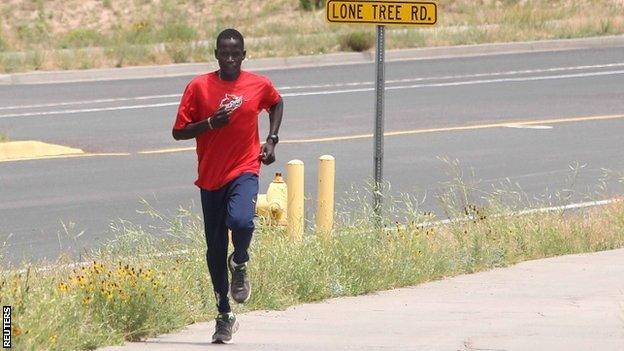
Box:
[216,28,244,49]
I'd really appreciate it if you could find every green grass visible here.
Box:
[0,133,8,142]
[1,185,623,350]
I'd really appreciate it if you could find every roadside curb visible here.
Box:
[1,35,623,85]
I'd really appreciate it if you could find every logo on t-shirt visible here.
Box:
[219,94,243,112]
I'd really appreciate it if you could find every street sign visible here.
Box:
[326,0,437,224]
[326,0,437,26]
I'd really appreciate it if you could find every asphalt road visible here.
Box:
[1,46,624,263]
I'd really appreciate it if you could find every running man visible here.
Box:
[172,28,283,344]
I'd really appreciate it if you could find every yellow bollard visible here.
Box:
[286,160,305,240]
[316,155,335,237]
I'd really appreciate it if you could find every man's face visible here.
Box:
[215,37,246,77]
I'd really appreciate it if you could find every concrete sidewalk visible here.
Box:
[101,249,624,351]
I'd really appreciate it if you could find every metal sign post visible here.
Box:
[326,0,438,226]
[373,24,385,224]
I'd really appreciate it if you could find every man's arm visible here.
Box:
[261,97,284,165]
[172,107,231,140]
[172,119,211,140]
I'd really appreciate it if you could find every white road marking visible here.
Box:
[285,69,624,97]
[0,94,180,111]
[277,62,624,90]
[505,124,553,129]
[1,68,624,119]
[409,198,621,229]
[0,102,179,118]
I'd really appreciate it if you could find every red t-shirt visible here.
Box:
[173,71,281,190]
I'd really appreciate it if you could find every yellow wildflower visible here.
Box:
[70,276,79,285]
[91,261,104,274]
[57,282,69,293]
[117,267,126,277]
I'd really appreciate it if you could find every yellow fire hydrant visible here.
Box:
[256,173,288,226]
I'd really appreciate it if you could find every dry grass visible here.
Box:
[0,0,623,72]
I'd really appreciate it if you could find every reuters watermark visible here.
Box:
[2,306,10,349]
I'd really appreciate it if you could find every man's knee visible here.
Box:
[226,214,254,232]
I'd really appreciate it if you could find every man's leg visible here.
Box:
[226,173,258,264]
[200,188,231,314]
[225,173,258,303]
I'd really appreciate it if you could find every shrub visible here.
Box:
[340,31,375,52]
[16,21,49,46]
[299,0,325,11]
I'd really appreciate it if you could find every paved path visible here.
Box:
[101,249,624,351]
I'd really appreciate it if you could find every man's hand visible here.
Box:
[208,107,231,129]
[260,143,276,165]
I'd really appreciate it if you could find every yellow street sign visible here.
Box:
[326,0,437,25]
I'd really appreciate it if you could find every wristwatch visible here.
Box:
[267,134,279,144]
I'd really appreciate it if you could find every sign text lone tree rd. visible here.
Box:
[325,0,437,223]
[326,0,437,25]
